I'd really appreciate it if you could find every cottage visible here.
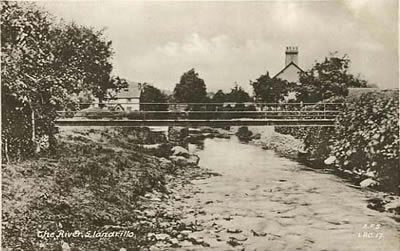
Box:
[272,46,304,101]
[104,81,142,111]
[273,46,304,84]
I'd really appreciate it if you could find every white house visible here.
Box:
[273,46,303,84]
[273,46,304,101]
[104,81,142,111]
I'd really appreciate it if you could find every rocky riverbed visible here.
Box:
[146,136,400,251]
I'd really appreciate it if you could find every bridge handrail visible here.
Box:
[75,102,346,106]
[56,110,342,114]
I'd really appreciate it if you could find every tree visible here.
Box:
[226,84,251,103]
[1,1,125,160]
[51,22,127,101]
[250,72,291,103]
[173,68,207,103]
[211,90,228,103]
[140,83,168,111]
[296,54,368,102]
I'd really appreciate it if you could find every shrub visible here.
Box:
[332,92,399,191]
[276,92,399,193]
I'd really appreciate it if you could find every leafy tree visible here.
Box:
[211,90,228,103]
[1,1,125,160]
[296,54,368,102]
[140,83,168,111]
[173,68,207,103]
[251,72,292,103]
[226,84,251,103]
[51,23,127,101]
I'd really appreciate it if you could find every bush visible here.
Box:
[276,92,399,193]
[332,92,399,192]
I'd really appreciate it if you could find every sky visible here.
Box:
[40,0,399,92]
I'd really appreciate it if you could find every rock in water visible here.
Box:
[360,178,378,188]
[187,155,199,165]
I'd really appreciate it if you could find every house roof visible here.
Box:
[108,81,141,99]
[273,62,304,80]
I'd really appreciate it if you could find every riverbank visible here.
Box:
[2,127,207,250]
[243,126,400,220]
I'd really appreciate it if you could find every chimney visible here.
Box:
[285,46,298,66]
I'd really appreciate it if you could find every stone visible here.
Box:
[171,146,189,157]
[169,154,199,167]
[61,242,71,251]
[227,238,241,247]
[360,178,378,188]
[186,155,200,165]
[180,240,193,247]
[180,230,192,236]
[170,238,179,246]
[155,233,170,241]
[251,229,268,237]
[227,228,242,233]
[144,210,157,217]
[324,156,336,165]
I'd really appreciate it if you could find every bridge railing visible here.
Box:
[56,102,344,121]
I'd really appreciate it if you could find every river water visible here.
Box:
[173,136,400,251]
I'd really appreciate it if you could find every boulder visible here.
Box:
[171,146,189,157]
[159,157,173,170]
[360,178,378,188]
[187,155,200,165]
[169,155,199,167]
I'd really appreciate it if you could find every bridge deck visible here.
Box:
[55,118,336,127]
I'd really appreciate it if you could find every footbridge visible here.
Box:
[55,102,344,127]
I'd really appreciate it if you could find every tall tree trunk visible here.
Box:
[31,109,40,153]
[4,137,10,164]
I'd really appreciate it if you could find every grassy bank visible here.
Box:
[2,128,184,250]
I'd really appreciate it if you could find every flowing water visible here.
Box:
[173,136,399,251]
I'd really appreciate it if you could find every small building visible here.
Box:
[272,46,304,101]
[104,81,142,111]
[273,46,304,84]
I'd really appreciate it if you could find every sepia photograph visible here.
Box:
[1,0,399,250]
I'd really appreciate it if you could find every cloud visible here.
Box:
[42,1,398,90]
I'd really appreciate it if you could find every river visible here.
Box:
[171,136,400,251]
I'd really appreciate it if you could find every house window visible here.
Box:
[127,98,132,102]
